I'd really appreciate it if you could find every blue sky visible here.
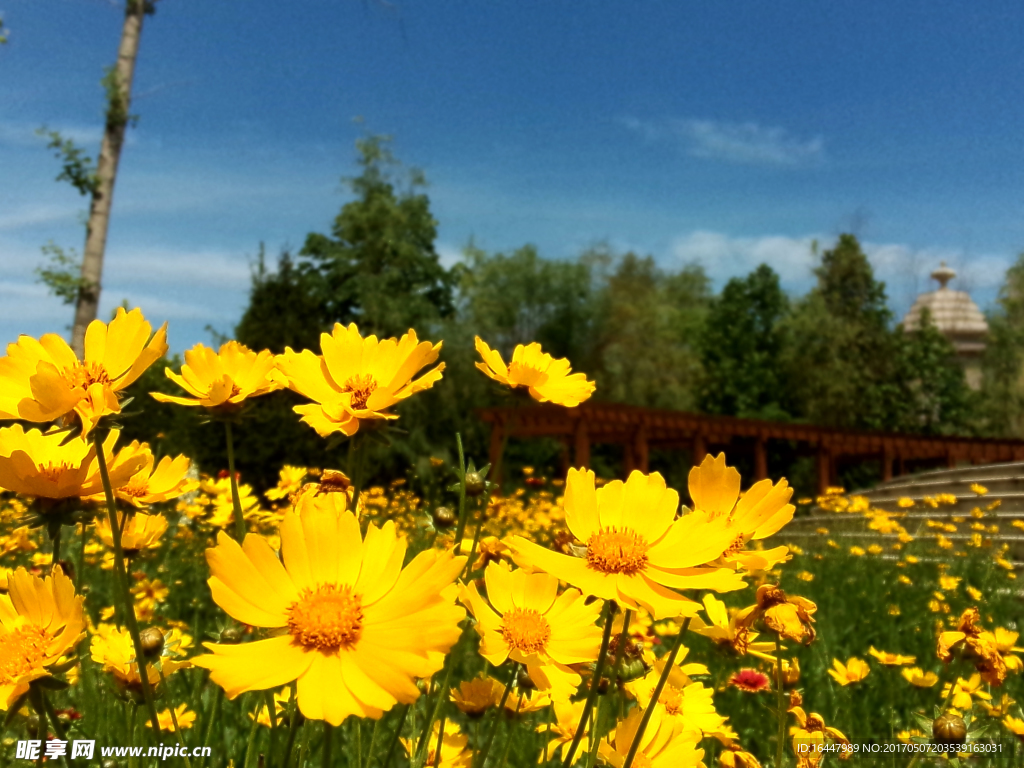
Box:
[2,0,1023,352]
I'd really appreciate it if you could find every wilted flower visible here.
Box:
[691,594,778,661]
[736,585,817,645]
[450,675,502,717]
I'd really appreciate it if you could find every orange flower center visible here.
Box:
[585,528,649,575]
[342,375,378,411]
[659,684,684,715]
[500,608,551,655]
[69,361,112,389]
[631,753,652,768]
[315,470,352,496]
[36,461,75,484]
[0,625,50,684]
[287,584,364,651]
[120,479,151,499]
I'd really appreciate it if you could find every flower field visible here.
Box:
[2,309,1024,768]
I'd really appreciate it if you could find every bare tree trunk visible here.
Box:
[71,0,147,357]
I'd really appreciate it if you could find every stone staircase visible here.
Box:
[780,461,1024,567]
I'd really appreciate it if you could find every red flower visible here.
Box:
[730,668,771,693]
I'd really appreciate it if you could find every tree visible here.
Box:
[782,234,904,430]
[70,0,156,356]
[980,253,1024,436]
[299,135,454,339]
[699,263,791,419]
[590,253,710,410]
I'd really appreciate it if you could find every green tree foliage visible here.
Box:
[698,263,791,419]
[590,253,710,410]
[783,234,906,430]
[299,135,454,339]
[980,253,1024,436]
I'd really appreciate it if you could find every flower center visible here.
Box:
[315,470,352,496]
[659,684,684,715]
[0,625,50,684]
[120,480,150,499]
[342,375,378,411]
[69,361,112,389]
[36,461,75,485]
[722,534,747,557]
[500,608,551,655]
[585,528,649,575]
[287,585,364,651]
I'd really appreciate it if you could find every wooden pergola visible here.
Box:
[479,402,1024,494]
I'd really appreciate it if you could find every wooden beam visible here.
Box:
[816,443,832,496]
[489,420,504,486]
[692,432,707,467]
[881,445,893,482]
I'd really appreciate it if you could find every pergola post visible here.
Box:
[573,418,591,470]
[754,435,767,481]
[882,445,893,482]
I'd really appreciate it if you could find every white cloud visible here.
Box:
[672,230,820,284]
[621,117,824,166]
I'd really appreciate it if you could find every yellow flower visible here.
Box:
[867,544,883,555]
[966,586,982,601]
[461,562,602,701]
[1003,715,1024,741]
[250,688,294,727]
[849,546,865,556]
[868,647,915,666]
[289,470,358,517]
[275,323,444,438]
[474,337,595,407]
[789,709,849,765]
[145,704,196,730]
[0,426,148,502]
[193,506,466,725]
[795,572,814,582]
[97,451,197,508]
[90,624,190,690]
[971,483,988,496]
[686,454,794,572]
[941,674,992,709]
[450,675,502,717]
[265,466,311,501]
[539,699,590,762]
[150,341,281,411]
[828,657,870,686]
[939,575,961,591]
[690,594,778,661]
[719,744,763,768]
[0,567,85,709]
[902,667,939,688]
[512,468,745,619]
[0,308,167,435]
[736,585,816,645]
[598,704,705,768]
[627,662,726,737]
[897,497,915,508]
[96,512,168,554]
[401,721,471,768]
[980,693,1016,718]
[937,607,1009,684]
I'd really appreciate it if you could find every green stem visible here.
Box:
[265,690,279,766]
[381,705,409,768]
[774,634,786,768]
[416,647,458,766]
[365,717,381,768]
[282,684,301,768]
[49,525,62,570]
[589,610,630,768]
[75,521,87,591]
[225,421,246,540]
[297,720,310,768]
[128,704,138,768]
[158,666,194,768]
[460,500,486,582]
[561,602,615,768]
[244,696,265,768]
[322,722,333,768]
[621,617,692,768]
[495,696,523,768]
[31,686,70,768]
[93,430,163,735]
[452,435,469,553]
[475,665,518,768]
[430,715,446,768]
[201,687,223,767]
[354,719,363,768]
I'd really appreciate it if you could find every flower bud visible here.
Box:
[516,667,537,690]
[433,507,457,529]
[219,626,244,644]
[139,627,165,658]
[933,713,967,746]
[464,471,486,497]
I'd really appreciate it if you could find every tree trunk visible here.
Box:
[71,0,146,357]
